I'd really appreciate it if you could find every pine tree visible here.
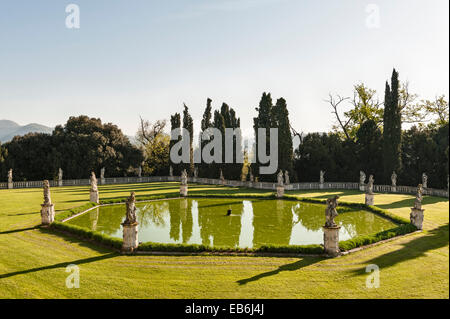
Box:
[383,69,402,182]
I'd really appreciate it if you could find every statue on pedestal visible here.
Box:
[43,180,52,205]
[422,173,428,189]
[100,168,105,180]
[320,170,325,184]
[325,196,339,228]
[7,169,12,184]
[58,168,63,182]
[367,175,374,195]
[41,180,55,225]
[277,170,284,187]
[181,169,188,186]
[90,172,98,192]
[124,192,137,225]
[414,184,423,210]
[360,171,366,185]
[284,171,290,185]
[391,171,397,187]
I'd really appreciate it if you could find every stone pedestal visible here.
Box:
[391,186,397,193]
[365,193,374,206]
[359,185,365,192]
[276,186,285,198]
[319,183,324,190]
[122,222,139,252]
[7,182,13,189]
[100,178,105,185]
[90,190,99,204]
[40,204,55,225]
[180,185,188,197]
[58,180,63,187]
[323,226,341,257]
[410,208,424,230]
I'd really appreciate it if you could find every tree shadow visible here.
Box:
[236,257,322,286]
[376,196,449,210]
[0,226,39,235]
[350,223,449,276]
[0,252,117,279]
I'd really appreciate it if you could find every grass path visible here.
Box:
[0,183,448,298]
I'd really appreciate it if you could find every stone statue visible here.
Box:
[100,167,105,180]
[43,180,52,205]
[181,169,188,186]
[7,169,12,183]
[325,196,339,228]
[58,168,63,181]
[320,170,325,184]
[284,171,290,185]
[360,171,366,185]
[422,173,428,188]
[277,170,284,187]
[137,166,142,178]
[367,175,374,194]
[194,166,198,178]
[220,169,224,181]
[414,184,423,210]
[124,192,137,225]
[391,171,397,187]
[90,172,98,192]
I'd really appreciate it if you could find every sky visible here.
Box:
[0,0,448,138]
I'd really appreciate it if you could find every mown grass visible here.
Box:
[0,182,448,298]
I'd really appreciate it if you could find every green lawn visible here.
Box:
[0,182,448,298]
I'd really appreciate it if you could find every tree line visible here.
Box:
[0,116,143,182]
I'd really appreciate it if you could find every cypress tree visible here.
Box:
[182,104,194,175]
[200,98,213,177]
[273,97,294,180]
[383,69,402,182]
[213,110,226,178]
[170,113,181,176]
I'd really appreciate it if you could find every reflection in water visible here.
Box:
[66,198,397,248]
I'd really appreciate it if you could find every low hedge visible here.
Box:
[339,223,418,251]
[50,221,123,250]
[54,202,97,222]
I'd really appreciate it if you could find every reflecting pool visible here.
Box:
[66,198,397,248]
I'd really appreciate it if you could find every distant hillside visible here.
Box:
[0,120,53,143]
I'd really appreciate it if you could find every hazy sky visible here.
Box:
[0,0,448,138]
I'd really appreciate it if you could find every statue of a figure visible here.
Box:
[325,196,339,227]
[422,173,428,188]
[367,175,374,194]
[58,168,63,181]
[43,180,52,205]
[169,166,173,177]
[284,171,290,185]
[194,166,198,178]
[220,169,224,181]
[7,169,12,183]
[90,172,98,192]
[137,166,142,178]
[181,169,188,185]
[414,184,423,210]
[391,171,397,187]
[124,192,137,224]
[277,170,284,186]
[360,171,366,185]
[320,170,325,184]
[100,167,105,179]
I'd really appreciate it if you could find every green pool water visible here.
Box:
[66,198,397,248]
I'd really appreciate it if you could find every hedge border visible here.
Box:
[49,191,417,255]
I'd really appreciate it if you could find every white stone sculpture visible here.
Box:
[410,184,425,230]
[277,170,284,187]
[323,196,341,257]
[122,192,139,252]
[40,180,55,225]
[58,168,63,187]
[284,170,290,185]
[324,196,339,228]
[90,172,99,203]
[365,175,375,205]
[422,173,428,189]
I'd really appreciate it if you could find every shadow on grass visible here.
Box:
[236,257,322,285]
[0,252,118,279]
[0,226,39,235]
[376,196,449,210]
[350,223,449,276]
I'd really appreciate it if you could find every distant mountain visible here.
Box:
[0,120,53,143]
